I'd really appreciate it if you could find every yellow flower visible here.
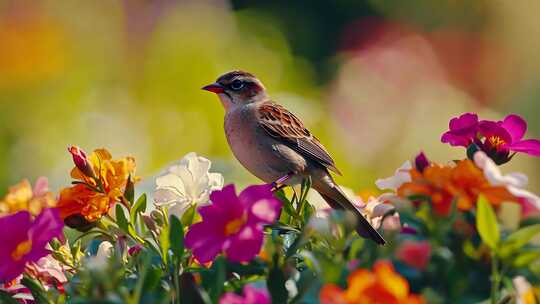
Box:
[0,178,56,216]
[57,147,136,224]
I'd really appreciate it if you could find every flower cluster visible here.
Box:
[1,112,539,304]
[441,113,540,164]
[57,146,137,230]
[320,261,424,304]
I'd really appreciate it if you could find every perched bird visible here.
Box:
[202,70,385,245]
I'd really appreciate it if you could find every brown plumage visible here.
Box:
[203,70,386,245]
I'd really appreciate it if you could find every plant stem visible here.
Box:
[491,252,500,304]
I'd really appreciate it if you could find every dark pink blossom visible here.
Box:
[0,209,64,282]
[414,151,430,172]
[441,113,479,147]
[478,115,540,163]
[185,184,281,263]
[396,240,431,271]
[219,285,270,304]
[442,113,540,164]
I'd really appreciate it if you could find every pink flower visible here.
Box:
[185,184,281,263]
[219,285,271,304]
[67,146,95,178]
[0,209,64,282]
[477,114,540,164]
[27,254,67,289]
[396,240,431,271]
[441,113,479,147]
[442,113,540,164]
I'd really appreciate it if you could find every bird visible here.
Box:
[202,70,385,245]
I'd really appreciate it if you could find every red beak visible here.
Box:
[202,82,225,94]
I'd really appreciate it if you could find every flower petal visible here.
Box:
[250,198,281,225]
[375,161,412,191]
[210,184,237,206]
[224,225,264,263]
[32,177,49,197]
[185,222,225,264]
[155,173,186,197]
[243,285,271,304]
[27,208,64,261]
[153,188,185,206]
[508,139,540,156]
[238,184,273,207]
[501,114,527,142]
[478,120,512,143]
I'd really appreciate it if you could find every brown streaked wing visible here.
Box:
[257,102,342,175]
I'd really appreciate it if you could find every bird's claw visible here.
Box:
[270,172,294,192]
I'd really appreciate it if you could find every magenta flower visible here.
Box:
[441,113,479,147]
[477,114,540,163]
[219,285,271,304]
[414,151,430,172]
[0,209,64,282]
[442,113,540,164]
[185,184,281,263]
[396,240,431,271]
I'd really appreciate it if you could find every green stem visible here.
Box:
[173,268,181,304]
[491,252,500,304]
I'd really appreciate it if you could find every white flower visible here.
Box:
[154,152,224,218]
[474,151,540,211]
[375,160,412,191]
[307,187,399,231]
[362,196,400,230]
[513,276,535,304]
[96,241,113,259]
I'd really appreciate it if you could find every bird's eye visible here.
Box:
[230,80,244,90]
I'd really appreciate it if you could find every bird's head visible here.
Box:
[202,70,267,110]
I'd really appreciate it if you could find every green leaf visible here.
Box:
[159,221,170,266]
[0,290,19,304]
[180,204,197,227]
[512,249,540,268]
[209,256,226,303]
[130,194,147,224]
[169,215,184,266]
[267,254,288,304]
[21,276,52,304]
[124,175,135,204]
[499,224,540,257]
[476,195,500,250]
[115,204,129,233]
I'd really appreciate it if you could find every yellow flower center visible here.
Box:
[224,214,246,236]
[11,239,32,261]
[488,136,506,148]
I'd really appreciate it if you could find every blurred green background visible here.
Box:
[0,0,539,194]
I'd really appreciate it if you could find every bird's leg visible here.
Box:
[271,172,294,192]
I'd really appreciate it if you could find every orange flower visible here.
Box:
[398,160,516,216]
[320,261,424,304]
[57,147,136,223]
[0,178,56,216]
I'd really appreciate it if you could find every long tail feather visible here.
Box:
[314,180,386,245]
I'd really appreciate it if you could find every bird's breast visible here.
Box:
[224,107,291,183]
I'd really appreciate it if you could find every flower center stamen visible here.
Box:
[488,136,506,148]
[11,239,32,261]
[224,214,247,236]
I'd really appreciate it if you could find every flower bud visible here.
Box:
[68,146,95,178]
[414,151,430,172]
[150,210,164,227]
[141,213,157,231]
